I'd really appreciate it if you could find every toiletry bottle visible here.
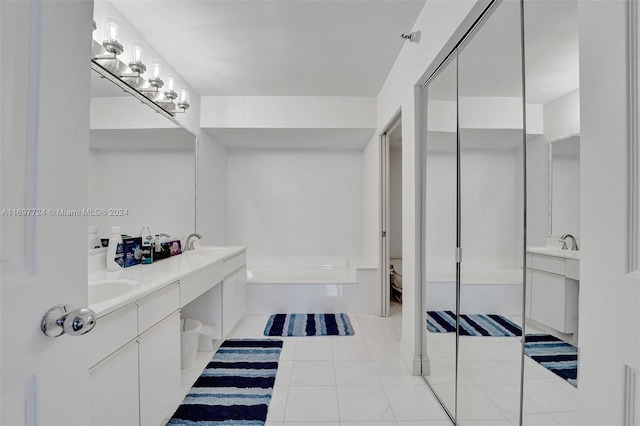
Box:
[141,239,153,265]
[88,226,101,250]
[107,226,124,271]
[155,234,161,252]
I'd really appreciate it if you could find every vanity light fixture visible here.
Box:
[91,20,190,116]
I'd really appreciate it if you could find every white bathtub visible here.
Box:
[425,266,524,316]
[246,256,377,315]
[247,256,356,284]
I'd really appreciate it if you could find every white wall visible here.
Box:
[526,135,550,247]
[368,0,480,372]
[362,135,380,263]
[88,149,195,239]
[200,96,376,129]
[227,149,363,259]
[544,89,580,142]
[389,147,403,259]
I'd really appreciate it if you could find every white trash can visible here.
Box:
[180,318,202,369]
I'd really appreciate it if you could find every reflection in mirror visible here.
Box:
[422,53,458,421]
[88,67,196,243]
[524,0,580,422]
[551,135,580,238]
[457,0,525,423]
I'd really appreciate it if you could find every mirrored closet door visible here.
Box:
[421,0,527,424]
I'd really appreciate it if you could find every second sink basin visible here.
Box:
[89,279,137,305]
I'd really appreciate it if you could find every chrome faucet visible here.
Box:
[559,234,579,251]
[185,233,203,251]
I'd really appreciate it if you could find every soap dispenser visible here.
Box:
[107,226,124,271]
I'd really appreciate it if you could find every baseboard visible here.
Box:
[400,339,423,376]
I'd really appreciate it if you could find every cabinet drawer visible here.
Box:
[223,256,238,277]
[89,303,138,367]
[531,254,565,275]
[180,261,223,307]
[138,282,179,334]
[236,251,247,268]
[566,259,580,280]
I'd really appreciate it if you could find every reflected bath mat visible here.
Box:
[264,313,354,336]
[426,310,522,336]
[167,338,283,425]
[524,334,578,387]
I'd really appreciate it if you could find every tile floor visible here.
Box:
[172,305,578,426]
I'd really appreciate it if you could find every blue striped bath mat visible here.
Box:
[264,313,354,336]
[168,338,283,425]
[524,334,578,387]
[426,310,522,336]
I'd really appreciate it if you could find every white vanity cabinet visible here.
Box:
[88,282,181,426]
[526,252,579,334]
[222,252,248,336]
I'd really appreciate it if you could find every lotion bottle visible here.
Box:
[107,226,124,271]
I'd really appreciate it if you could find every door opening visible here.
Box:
[380,112,402,317]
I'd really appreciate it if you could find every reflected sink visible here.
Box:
[88,279,137,304]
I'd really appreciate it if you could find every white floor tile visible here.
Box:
[384,385,450,421]
[295,339,334,360]
[290,360,336,386]
[480,384,541,419]
[374,360,424,385]
[334,360,381,386]
[266,386,289,422]
[357,315,391,328]
[336,386,395,421]
[331,340,371,361]
[517,412,561,426]
[549,410,578,426]
[275,360,293,386]
[361,326,400,342]
[459,360,520,386]
[284,386,340,422]
[456,384,509,421]
[523,379,577,413]
[366,341,402,360]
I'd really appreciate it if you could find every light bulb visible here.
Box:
[128,41,146,74]
[164,74,177,100]
[102,17,124,55]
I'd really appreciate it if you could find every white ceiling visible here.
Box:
[111,0,426,97]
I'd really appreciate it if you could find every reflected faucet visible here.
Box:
[559,234,579,251]
[185,233,203,251]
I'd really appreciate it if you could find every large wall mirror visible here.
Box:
[89,64,197,243]
[550,135,580,237]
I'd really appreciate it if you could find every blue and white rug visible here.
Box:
[168,339,283,425]
[264,313,355,336]
[524,334,578,387]
[426,310,522,337]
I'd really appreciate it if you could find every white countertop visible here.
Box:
[88,246,246,317]
[527,246,580,260]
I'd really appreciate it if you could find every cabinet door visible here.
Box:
[236,266,247,319]
[222,273,237,337]
[89,340,139,426]
[530,270,568,332]
[139,312,181,426]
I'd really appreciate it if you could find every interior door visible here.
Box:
[1,1,94,424]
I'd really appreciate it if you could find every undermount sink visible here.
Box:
[88,279,137,304]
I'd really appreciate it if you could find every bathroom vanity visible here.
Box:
[87,246,247,426]
[526,246,580,335]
